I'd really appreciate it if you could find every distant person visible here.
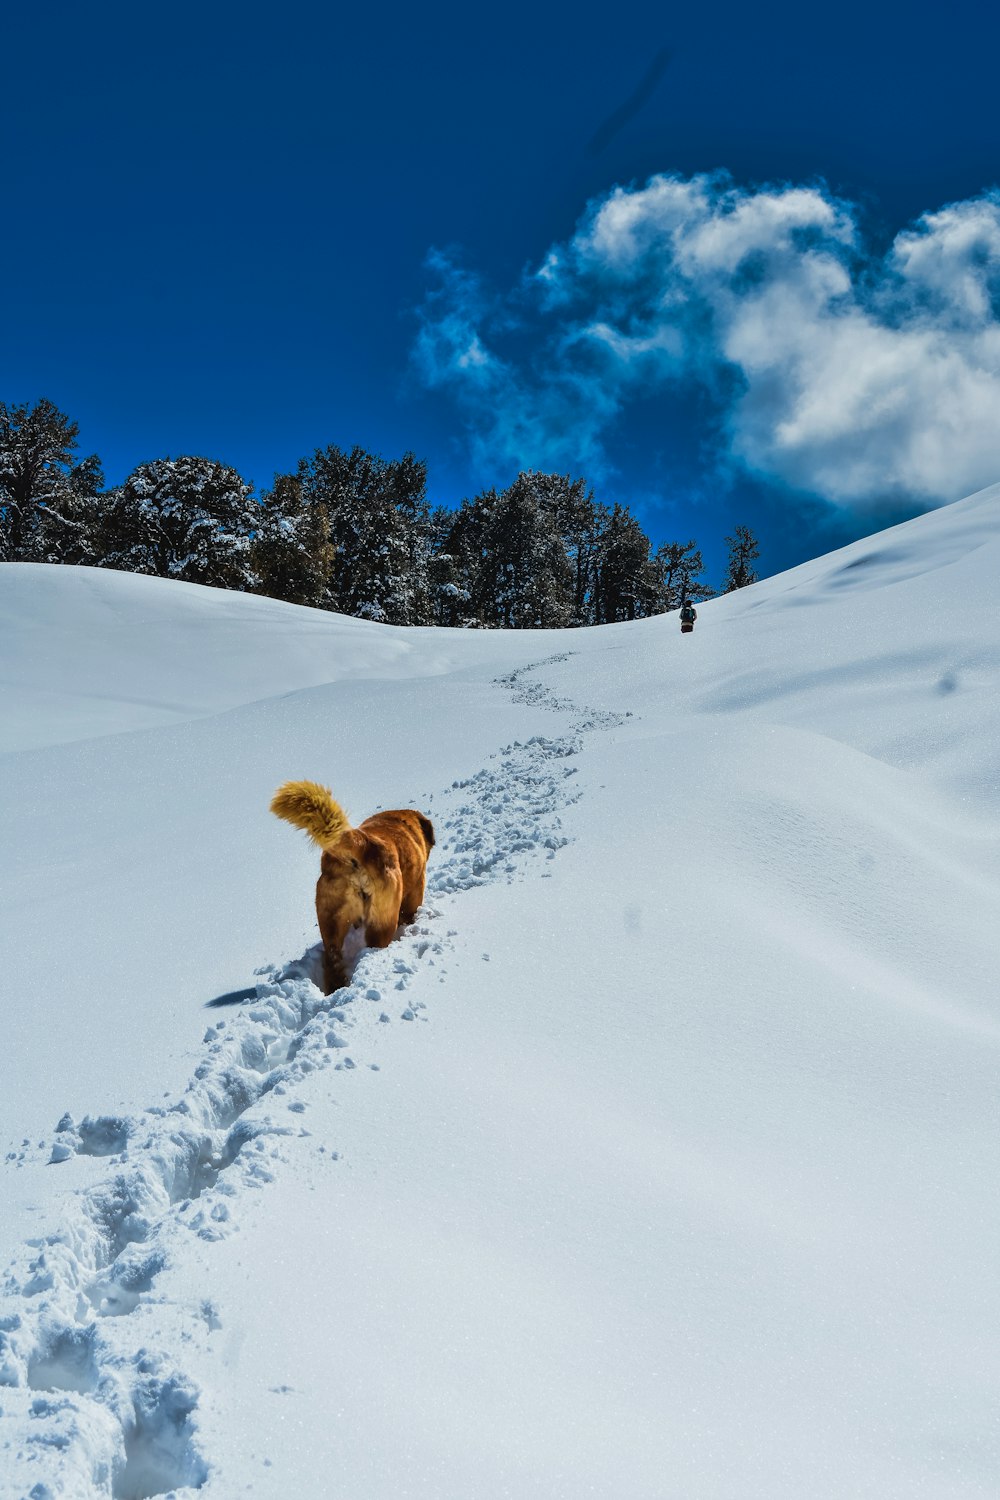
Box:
[680,600,697,634]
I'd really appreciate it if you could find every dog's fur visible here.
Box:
[270,780,435,995]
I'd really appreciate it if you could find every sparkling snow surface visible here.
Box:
[1,485,998,1498]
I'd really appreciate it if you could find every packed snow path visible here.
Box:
[0,658,627,1499]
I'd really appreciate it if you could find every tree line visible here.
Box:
[0,397,761,626]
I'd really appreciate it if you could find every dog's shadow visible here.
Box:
[205,942,328,1008]
[205,986,259,1009]
[204,929,386,1009]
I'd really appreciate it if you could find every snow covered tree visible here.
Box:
[428,474,674,628]
[0,398,726,636]
[594,504,660,622]
[0,398,100,561]
[470,473,573,628]
[296,445,431,624]
[431,499,487,626]
[99,456,258,588]
[426,551,468,626]
[527,472,602,625]
[30,454,107,565]
[391,454,435,625]
[424,507,471,626]
[723,525,761,592]
[250,473,333,608]
[655,538,712,609]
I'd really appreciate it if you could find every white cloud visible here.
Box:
[414,175,1000,509]
[890,199,1000,326]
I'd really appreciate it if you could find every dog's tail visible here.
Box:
[270,780,351,848]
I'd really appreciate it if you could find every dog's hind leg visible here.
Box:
[399,893,423,926]
[317,910,352,994]
[399,871,426,926]
[364,918,398,951]
[322,946,349,995]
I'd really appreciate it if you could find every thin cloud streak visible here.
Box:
[586,46,673,157]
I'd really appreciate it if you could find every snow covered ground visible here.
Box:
[1,483,999,1498]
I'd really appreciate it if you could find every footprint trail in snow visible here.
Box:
[0,655,627,1498]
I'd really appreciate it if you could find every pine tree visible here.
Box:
[433,499,488,626]
[250,473,333,608]
[0,398,99,561]
[99,456,258,588]
[471,473,572,628]
[655,539,712,609]
[532,473,602,625]
[0,398,727,637]
[430,475,675,628]
[424,508,469,626]
[595,504,657,622]
[723,525,761,592]
[31,455,107,565]
[388,451,434,625]
[297,446,431,624]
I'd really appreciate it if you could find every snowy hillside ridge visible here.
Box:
[0,563,439,755]
[0,658,625,1498]
[1,472,997,752]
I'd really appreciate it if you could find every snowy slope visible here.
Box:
[1,484,998,1499]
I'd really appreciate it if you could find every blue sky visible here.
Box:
[4,0,1000,585]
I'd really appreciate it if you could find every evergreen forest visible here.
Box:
[1,399,761,627]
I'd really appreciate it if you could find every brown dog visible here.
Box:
[270,780,435,994]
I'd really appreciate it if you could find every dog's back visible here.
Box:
[363,808,434,851]
[360,808,434,897]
